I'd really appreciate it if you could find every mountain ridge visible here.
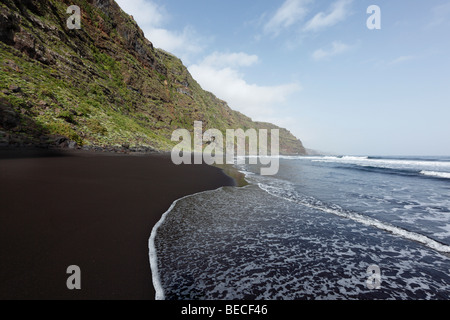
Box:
[0,0,307,155]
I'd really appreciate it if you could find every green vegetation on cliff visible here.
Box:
[0,0,306,154]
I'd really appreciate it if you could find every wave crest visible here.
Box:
[420,171,450,179]
[258,183,450,254]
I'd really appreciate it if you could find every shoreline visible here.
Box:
[0,149,235,299]
[149,186,229,300]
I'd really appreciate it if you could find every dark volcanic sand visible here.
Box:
[0,150,235,300]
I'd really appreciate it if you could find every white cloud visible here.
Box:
[189,53,301,120]
[312,41,351,61]
[264,0,313,36]
[116,0,164,28]
[146,26,205,61]
[116,0,204,62]
[304,0,353,32]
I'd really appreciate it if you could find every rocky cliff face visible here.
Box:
[0,0,306,154]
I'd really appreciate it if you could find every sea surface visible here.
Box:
[150,156,450,300]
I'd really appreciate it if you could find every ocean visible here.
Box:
[150,156,450,300]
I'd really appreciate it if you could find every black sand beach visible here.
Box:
[0,150,235,300]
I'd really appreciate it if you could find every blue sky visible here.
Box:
[116,0,450,156]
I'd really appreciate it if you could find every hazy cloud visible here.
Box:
[304,0,353,32]
[389,55,415,65]
[264,0,313,36]
[427,3,450,28]
[312,41,352,61]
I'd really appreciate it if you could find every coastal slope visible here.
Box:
[0,0,306,154]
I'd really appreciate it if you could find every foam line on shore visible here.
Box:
[148,187,226,300]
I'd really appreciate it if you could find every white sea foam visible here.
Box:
[151,184,450,300]
[258,183,450,254]
[309,156,450,173]
[148,187,225,300]
[341,156,369,160]
[420,171,450,179]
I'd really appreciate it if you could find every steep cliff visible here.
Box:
[0,0,306,154]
